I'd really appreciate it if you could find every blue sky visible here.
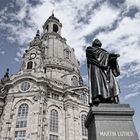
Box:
[0,0,140,137]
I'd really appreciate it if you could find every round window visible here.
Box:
[20,82,30,92]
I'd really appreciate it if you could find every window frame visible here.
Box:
[53,24,59,33]
[16,104,29,128]
[27,61,33,69]
[15,130,26,140]
[71,76,78,87]
[81,114,88,137]
[49,134,58,140]
[52,93,59,100]
[64,48,71,59]
[20,81,31,92]
[49,109,59,133]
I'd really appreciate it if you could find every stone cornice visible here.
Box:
[45,58,80,73]
[64,86,88,91]
[42,32,63,40]
[64,99,78,110]
[4,74,49,88]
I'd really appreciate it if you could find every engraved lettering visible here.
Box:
[99,131,134,137]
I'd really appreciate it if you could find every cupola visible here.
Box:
[30,30,41,47]
[43,13,62,35]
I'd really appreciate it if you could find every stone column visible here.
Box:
[64,100,78,140]
[0,95,14,140]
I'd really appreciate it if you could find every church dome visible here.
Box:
[48,13,60,22]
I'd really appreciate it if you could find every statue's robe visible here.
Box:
[86,46,120,101]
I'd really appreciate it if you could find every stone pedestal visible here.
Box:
[85,104,139,140]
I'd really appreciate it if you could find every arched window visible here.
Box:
[15,131,26,140]
[43,67,46,73]
[16,104,28,128]
[64,48,70,59]
[49,134,58,140]
[50,109,58,132]
[46,25,48,31]
[27,61,33,69]
[71,76,78,87]
[66,50,69,59]
[53,24,58,33]
[80,93,87,104]
[81,114,88,137]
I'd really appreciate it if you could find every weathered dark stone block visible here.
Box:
[85,104,139,140]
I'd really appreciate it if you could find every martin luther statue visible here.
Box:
[86,39,120,105]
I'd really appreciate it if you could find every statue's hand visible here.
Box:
[110,53,120,57]
[116,54,120,57]
[109,54,120,60]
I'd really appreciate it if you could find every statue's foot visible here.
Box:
[113,96,119,104]
[92,97,100,106]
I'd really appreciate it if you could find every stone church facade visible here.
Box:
[0,14,89,140]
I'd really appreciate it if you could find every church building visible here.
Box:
[0,14,89,140]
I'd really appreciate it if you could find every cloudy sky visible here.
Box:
[0,0,140,137]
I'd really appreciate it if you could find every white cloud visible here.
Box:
[120,80,140,101]
[0,51,5,55]
[0,0,140,79]
[77,2,120,38]
[16,47,28,58]
[125,0,140,9]
[15,0,28,20]
[0,0,121,62]
[124,92,140,100]
[14,57,20,62]
[96,15,140,78]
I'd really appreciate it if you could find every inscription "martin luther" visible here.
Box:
[99,131,134,137]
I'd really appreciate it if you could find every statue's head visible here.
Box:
[92,39,102,48]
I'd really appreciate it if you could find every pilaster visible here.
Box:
[64,100,79,140]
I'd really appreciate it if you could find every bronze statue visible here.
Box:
[86,39,120,105]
